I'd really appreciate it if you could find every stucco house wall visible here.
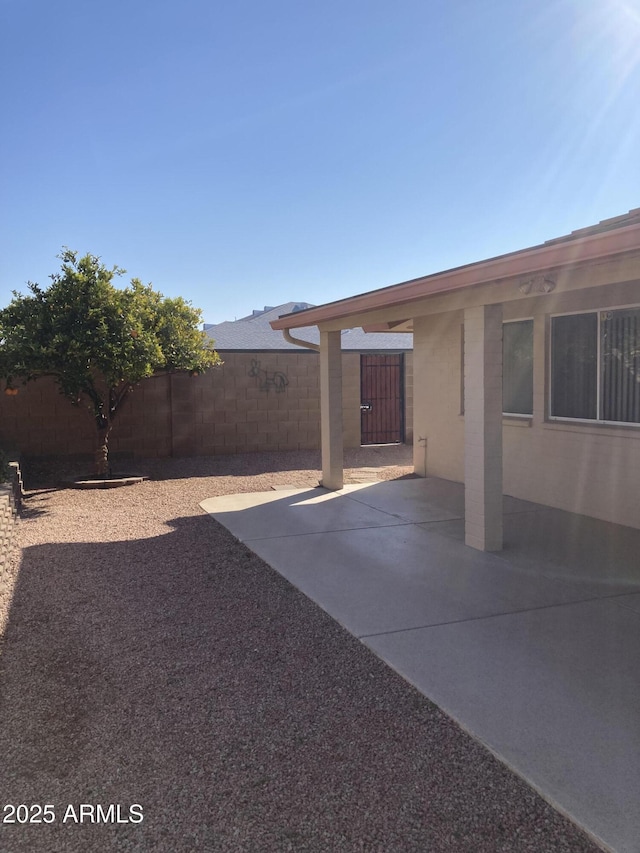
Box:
[412,312,464,481]
[501,278,640,529]
[411,273,640,529]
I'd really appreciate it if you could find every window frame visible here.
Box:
[502,318,534,418]
[549,303,640,427]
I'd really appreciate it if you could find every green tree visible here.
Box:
[0,249,221,475]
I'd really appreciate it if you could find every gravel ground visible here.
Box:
[0,447,601,853]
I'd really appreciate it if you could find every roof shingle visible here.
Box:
[205,303,412,351]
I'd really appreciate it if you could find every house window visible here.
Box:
[551,313,598,419]
[601,308,640,423]
[550,307,640,424]
[503,320,533,415]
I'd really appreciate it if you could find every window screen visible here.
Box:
[551,313,598,420]
[601,308,640,423]
[503,320,533,415]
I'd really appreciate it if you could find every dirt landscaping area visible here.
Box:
[0,447,599,852]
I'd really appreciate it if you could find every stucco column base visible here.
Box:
[320,330,344,490]
[464,304,503,551]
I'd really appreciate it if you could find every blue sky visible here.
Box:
[1,0,639,325]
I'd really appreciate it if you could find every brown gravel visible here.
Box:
[0,448,601,852]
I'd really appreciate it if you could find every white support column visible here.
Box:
[464,304,503,551]
[319,329,344,490]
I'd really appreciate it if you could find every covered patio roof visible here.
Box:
[270,209,640,334]
[268,209,640,553]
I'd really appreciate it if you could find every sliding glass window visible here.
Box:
[601,308,640,423]
[550,308,640,424]
[503,320,533,415]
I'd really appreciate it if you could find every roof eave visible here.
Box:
[270,222,640,331]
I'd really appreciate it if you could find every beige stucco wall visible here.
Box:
[503,420,640,529]
[0,349,413,459]
[412,313,464,481]
[342,353,361,448]
[405,352,414,445]
[412,276,640,529]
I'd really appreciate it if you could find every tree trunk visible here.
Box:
[89,382,131,477]
[94,425,112,477]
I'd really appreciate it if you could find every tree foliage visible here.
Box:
[0,249,221,474]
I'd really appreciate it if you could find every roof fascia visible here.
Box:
[270,223,640,331]
[362,320,412,332]
[316,250,640,332]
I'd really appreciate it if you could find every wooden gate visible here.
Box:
[360,354,405,445]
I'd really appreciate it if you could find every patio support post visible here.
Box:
[464,304,503,551]
[319,329,344,490]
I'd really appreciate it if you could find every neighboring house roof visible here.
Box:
[204,302,412,351]
[270,208,640,333]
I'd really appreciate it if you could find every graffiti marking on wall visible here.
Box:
[248,359,289,393]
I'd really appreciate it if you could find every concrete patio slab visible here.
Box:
[497,508,640,586]
[244,522,609,638]
[365,597,640,853]
[200,476,640,853]
[200,485,408,542]
[615,593,640,615]
[341,476,465,522]
[337,476,540,523]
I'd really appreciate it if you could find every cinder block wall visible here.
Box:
[0,350,413,458]
[0,377,100,456]
[168,351,323,456]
